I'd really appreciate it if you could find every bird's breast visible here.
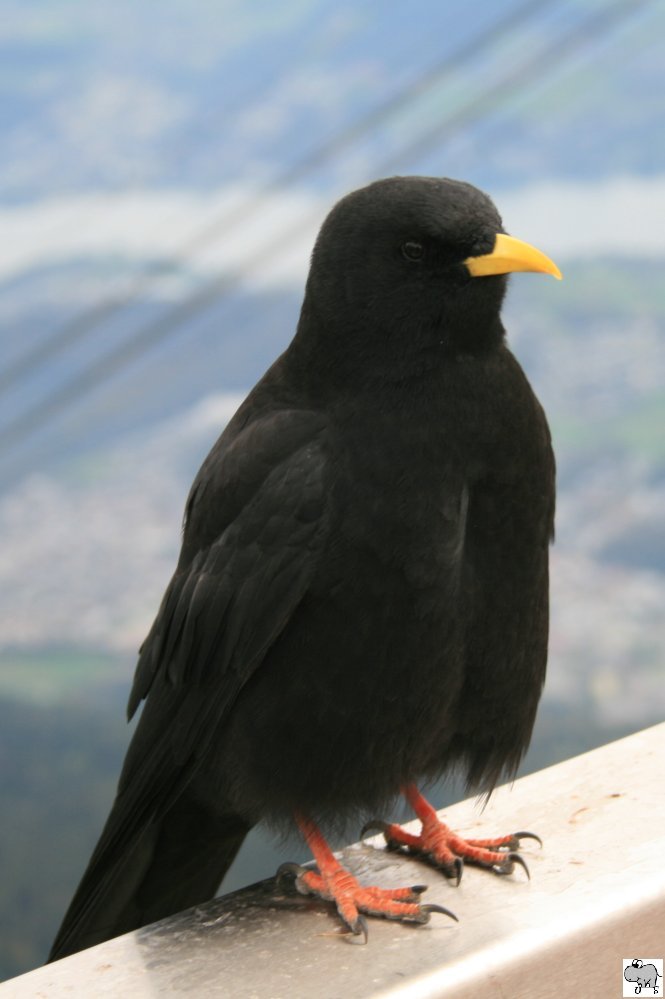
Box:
[211,352,553,824]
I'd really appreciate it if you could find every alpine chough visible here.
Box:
[49,175,559,957]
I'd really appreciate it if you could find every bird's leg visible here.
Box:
[277,813,457,941]
[362,784,541,884]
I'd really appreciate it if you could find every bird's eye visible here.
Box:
[401,241,425,262]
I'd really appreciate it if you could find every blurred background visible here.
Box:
[1,0,664,979]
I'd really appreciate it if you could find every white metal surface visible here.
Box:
[3,722,664,999]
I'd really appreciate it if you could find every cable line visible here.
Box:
[0,0,553,397]
[379,0,655,173]
[0,0,654,480]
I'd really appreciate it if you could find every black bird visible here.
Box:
[49,175,558,959]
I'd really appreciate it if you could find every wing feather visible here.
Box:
[50,419,329,958]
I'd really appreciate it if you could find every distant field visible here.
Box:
[0,648,131,705]
[549,389,665,459]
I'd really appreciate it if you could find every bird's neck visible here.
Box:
[287,296,506,403]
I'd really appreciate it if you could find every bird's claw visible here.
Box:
[276,861,311,893]
[429,853,463,885]
[446,856,464,886]
[361,819,418,855]
[361,805,538,887]
[491,851,530,880]
[509,830,543,849]
[417,903,459,925]
[352,900,458,929]
[278,855,458,938]
[346,913,369,943]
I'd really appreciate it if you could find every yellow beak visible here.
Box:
[464,233,562,280]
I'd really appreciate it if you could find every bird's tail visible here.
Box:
[48,789,251,963]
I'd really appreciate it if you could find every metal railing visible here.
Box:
[3,722,664,998]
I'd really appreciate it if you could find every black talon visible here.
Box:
[513,830,543,848]
[439,856,463,886]
[275,862,309,891]
[509,852,531,880]
[276,861,306,881]
[348,914,369,944]
[411,884,428,895]
[420,903,459,923]
[494,851,530,880]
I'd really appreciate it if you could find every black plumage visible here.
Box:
[49,175,557,959]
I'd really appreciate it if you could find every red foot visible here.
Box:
[362,785,540,884]
[282,815,457,940]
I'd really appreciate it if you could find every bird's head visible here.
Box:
[298,176,560,381]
